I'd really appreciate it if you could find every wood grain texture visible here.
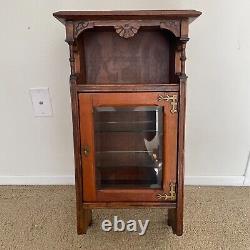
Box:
[53,10,202,24]
[78,94,96,202]
[76,84,179,93]
[69,83,84,234]
[175,76,187,236]
[81,208,92,233]
[163,94,178,192]
[82,30,174,84]
[83,202,176,209]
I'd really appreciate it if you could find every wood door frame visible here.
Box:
[78,92,178,202]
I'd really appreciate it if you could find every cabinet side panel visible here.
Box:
[176,80,186,235]
[69,86,84,233]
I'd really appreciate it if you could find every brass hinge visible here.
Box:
[157,94,178,113]
[156,183,176,201]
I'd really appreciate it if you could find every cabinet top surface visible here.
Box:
[53,10,201,23]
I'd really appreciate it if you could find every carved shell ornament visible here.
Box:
[114,23,140,38]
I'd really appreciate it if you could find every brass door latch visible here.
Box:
[157,94,178,113]
[156,183,176,201]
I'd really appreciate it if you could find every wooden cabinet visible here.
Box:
[53,10,201,236]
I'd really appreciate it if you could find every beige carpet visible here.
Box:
[0,186,249,250]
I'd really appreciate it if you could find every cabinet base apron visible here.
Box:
[80,203,178,235]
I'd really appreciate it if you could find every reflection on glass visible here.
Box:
[94,106,163,189]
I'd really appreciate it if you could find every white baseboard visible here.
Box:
[243,160,250,185]
[0,176,75,185]
[244,179,250,186]
[244,175,250,186]
[185,176,246,186]
[0,175,249,186]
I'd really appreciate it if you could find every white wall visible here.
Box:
[0,1,250,185]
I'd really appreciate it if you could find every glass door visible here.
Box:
[79,92,178,202]
[94,106,163,189]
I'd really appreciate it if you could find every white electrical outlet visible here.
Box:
[29,87,53,117]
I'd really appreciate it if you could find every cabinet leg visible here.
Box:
[167,208,183,236]
[175,206,183,236]
[77,208,92,234]
[167,208,176,233]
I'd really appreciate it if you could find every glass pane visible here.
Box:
[94,106,163,189]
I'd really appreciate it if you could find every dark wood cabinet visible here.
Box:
[53,10,201,236]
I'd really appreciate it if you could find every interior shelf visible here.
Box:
[99,184,159,189]
[96,165,159,168]
[95,130,159,133]
[95,120,157,132]
[96,150,154,153]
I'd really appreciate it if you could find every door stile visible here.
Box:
[79,94,97,201]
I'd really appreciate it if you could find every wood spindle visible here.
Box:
[180,42,187,76]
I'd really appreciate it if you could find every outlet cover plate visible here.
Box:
[30,87,53,117]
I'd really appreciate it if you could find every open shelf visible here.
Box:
[76,28,177,84]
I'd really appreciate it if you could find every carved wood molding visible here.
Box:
[73,20,181,39]
[74,21,94,37]
[114,23,140,38]
[160,20,180,37]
